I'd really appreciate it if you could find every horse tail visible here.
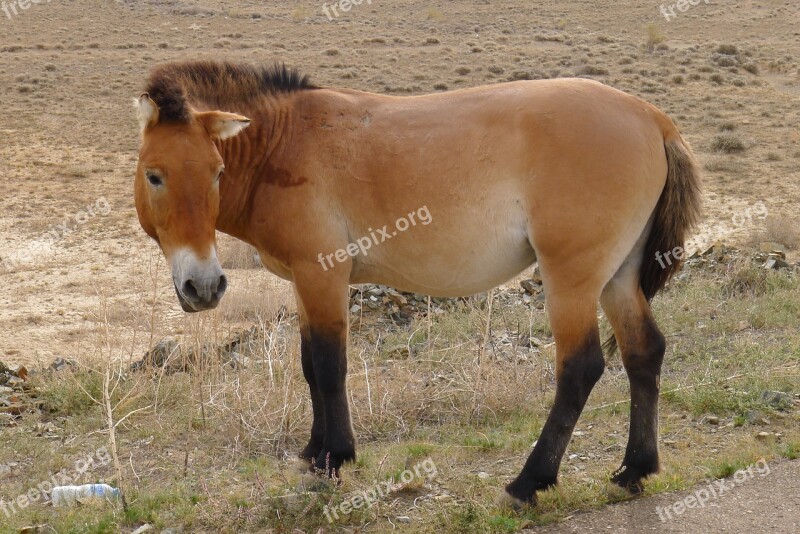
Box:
[604,125,701,356]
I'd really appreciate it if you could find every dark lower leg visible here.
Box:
[612,322,666,492]
[506,333,605,503]
[310,326,356,474]
[299,332,325,461]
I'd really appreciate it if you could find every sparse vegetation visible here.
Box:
[645,23,666,52]
[576,65,609,76]
[426,8,444,21]
[712,133,747,153]
[291,6,312,22]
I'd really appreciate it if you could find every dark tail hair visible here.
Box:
[604,136,701,355]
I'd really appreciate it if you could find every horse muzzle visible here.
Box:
[171,248,228,313]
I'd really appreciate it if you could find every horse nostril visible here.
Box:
[182,279,200,302]
[215,274,228,297]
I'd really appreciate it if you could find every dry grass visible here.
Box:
[763,215,800,249]
[712,133,747,154]
[1,256,798,532]
[645,23,666,53]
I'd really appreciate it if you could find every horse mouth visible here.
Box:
[174,283,221,313]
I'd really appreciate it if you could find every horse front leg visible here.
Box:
[293,265,355,476]
[297,324,325,462]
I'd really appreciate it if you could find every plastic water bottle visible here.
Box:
[51,484,120,506]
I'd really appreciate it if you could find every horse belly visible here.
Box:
[351,197,536,297]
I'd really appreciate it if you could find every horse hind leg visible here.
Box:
[505,276,606,505]
[601,262,666,493]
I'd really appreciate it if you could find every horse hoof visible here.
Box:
[610,465,648,495]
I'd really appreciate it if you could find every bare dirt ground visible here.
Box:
[0,1,798,532]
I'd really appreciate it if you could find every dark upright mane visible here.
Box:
[143,61,316,123]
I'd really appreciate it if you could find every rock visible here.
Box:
[759,242,786,254]
[386,290,408,306]
[764,256,790,270]
[130,339,180,372]
[699,242,718,257]
[520,279,542,295]
[6,376,24,388]
[755,431,773,440]
[35,422,59,437]
[48,358,76,372]
[396,516,412,523]
[350,304,362,314]
[706,415,720,425]
[743,410,761,424]
[131,525,155,534]
[762,390,793,411]
[13,366,28,381]
[477,472,490,479]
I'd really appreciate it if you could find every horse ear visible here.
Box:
[134,93,159,132]
[197,111,251,141]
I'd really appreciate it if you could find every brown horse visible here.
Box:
[133,61,701,506]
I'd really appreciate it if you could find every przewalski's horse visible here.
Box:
[133,61,701,506]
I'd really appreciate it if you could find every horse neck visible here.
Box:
[214,95,292,241]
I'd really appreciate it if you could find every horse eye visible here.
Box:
[216,169,225,182]
[146,173,162,187]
